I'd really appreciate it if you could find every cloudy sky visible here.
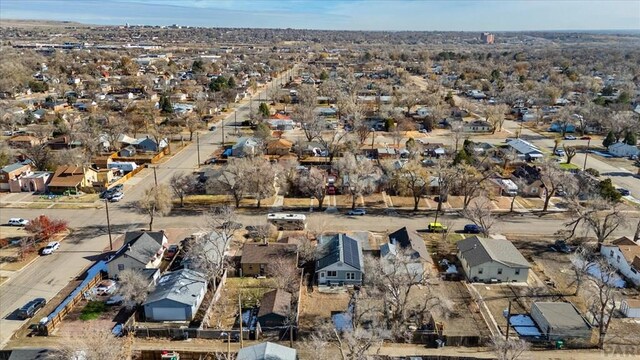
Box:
[1,0,639,31]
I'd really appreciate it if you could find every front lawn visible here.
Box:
[79,301,106,321]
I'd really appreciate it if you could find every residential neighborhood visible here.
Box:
[0,8,640,360]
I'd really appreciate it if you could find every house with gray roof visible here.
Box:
[316,233,364,286]
[530,302,592,340]
[505,138,543,160]
[232,137,260,157]
[106,231,168,278]
[456,236,530,283]
[143,268,207,321]
[237,341,296,360]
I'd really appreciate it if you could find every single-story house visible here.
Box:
[47,166,98,194]
[491,178,519,196]
[267,119,295,131]
[47,135,81,150]
[506,139,543,160]
[530,302,592,341]
[257,289,292,328]
[511,165,544,198]
[266,139,293,156]
[132,136,167,153]
[463,120,493,133]
[106,231,168,278]
[232,137,260,157]
[387,226,429,260]
[240,243,297,277]
[456,236,530,283]
[600,236,640,286]
[608,142,639,158]
[10,171,50,193]
[181,231,229,271]
[237,342,297,360]
[119,145,137,157]
[0,162,32,191]
[316,233,364,286]
[8,135,42,149]
[143,268,207,322]
[620,298,640,318]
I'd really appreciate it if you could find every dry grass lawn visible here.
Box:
[298,288,351,330]
[208,277,274,329]
[363,193,385,208]
[283,197,317,208]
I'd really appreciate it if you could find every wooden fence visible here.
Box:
[199,269,228,330]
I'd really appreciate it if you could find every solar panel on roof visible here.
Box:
[342,236,360,270]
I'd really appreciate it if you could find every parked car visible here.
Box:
[554,149,565,156]
[204,158,217,165]
[17,298,47,319]
[111,184,124,192]
[550,240,573,253]
[220,221,242,230]
[164,244,179,260]
[8,218,29,226]
[220,332,240,342]
[463,224,484,234]
[41,241,60,255]
[580,136,592,140]
[427,222,448,233]
[105,295,124,306]
[617,188,630,196]
[100,189,116,199]
[96,280,117,296]
[347,208,366,216]
[564,135,577,140]
[109,192,124,202]
[209,126,217,131]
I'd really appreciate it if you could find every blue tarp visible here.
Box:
[222,148,232,157]
[43,260,107,325]
[509,314,542,337]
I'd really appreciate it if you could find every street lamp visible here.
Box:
[583,138,591,171]
[104,198,113,251]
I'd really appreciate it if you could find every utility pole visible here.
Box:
[222,119,225,147]
[505,299,512,340]
[238,294,244,348]
[105,198,113,251]
[196,132,201,166]
[153,166,158,186]
[235,110,239,135]
[583,138,591,171]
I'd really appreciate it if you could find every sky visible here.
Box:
[1,0,639,31]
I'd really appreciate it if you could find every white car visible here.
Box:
[41,241,60,255]
[347,208,366,216]
[8,218,29,226]
[109,192,124,202]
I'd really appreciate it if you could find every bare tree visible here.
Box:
[309,321,387,360]
[169,172,195,207]
[47,328,130,360]
[207,159,247,208]
[387,160,429,211]
[489,335,530,360]
[117,269,154,309]
[316,128,350,166]
[565,197,625,244]
[240,156,277,208]
[461,196,496,237]
[539,159,577,212]
[336,152,379,209]
[635,218,640,242]
[563,145,577,164]
[298,167,329,210]
[584,259,620,348]
[569,246,593,296]
[267,256,300,294]
[19,143,50,171]
[452,163,488,210]
[136,185,173,230]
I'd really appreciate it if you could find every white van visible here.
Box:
[8,218,29,226]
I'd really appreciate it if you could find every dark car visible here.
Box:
[99,189,115,199]
[17,298,47,319]
[550,240,573,253]
[617,188,630,196]
[164,244,179,260]
[220,332,240,342]
[463,224,484,234]
[220,221,242,230]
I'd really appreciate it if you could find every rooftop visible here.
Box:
[457,236,530,268]
[532,302,590,330]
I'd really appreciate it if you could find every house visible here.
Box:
[232,137,260,157]
[240,243,297,277]
[316,233,364,286]
[10,171,50,193]
[237,342,297,360]
[257,289,292,328]
[143,269,207,322]
[506,139,543,161]
[456,236,530,283]
[492,178,519,196]
[463,120,493,133]
[387,227,429,261]
[530,302,592,341]
[267,119,295,131]
[620,298,640,318]
[47,135,81,150]
[181,231,230,270]
[608,142,639,158]
[0,162,32,191]
[132,136,167,153]
[380,241,424,282]
[47,166,98,194]
[600,236,640,286]
[511,165,544,198]
[106,231,168,278]
[119,145,137,157]
[266,139,293,156]
[8,135,42,149]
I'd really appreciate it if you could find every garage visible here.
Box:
[149,306,187,322]
[142,269,207,322]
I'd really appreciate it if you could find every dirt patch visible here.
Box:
[56,298,120,336]
[207,277,273,329]
[283,197,316,208]
[436,282,491,337]
[298,287,351,330]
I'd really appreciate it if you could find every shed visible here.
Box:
[237,342,297,360]
[142,269,207,322]
[530,302,592,341]
[620,298,640,318]
[257,289,292,328]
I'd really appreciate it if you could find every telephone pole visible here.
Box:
[105,198,113,251]
[196,132,201,166]
[238,294,244,348]
[153,166,158,186]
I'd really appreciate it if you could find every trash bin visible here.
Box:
[556,340,564,349]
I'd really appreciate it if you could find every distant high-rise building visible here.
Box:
[480,32,495,44]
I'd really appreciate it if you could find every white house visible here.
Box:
[620,298,640,318]
[456,236,530,283]
[107,231,168,278]
[600,236,640,287]
[608,142,639,158]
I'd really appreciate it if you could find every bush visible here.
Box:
[585,168,600,177]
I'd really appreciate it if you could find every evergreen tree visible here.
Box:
[453,149,471,165]
[602,131,616,148]
[159,94,173,114]
[258,102,270,117]
[227,76,236,89]
[598,179,622,202]
[623,131,637,146]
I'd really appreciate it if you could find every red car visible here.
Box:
[164,245,179,260]
[580,136,592,140]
